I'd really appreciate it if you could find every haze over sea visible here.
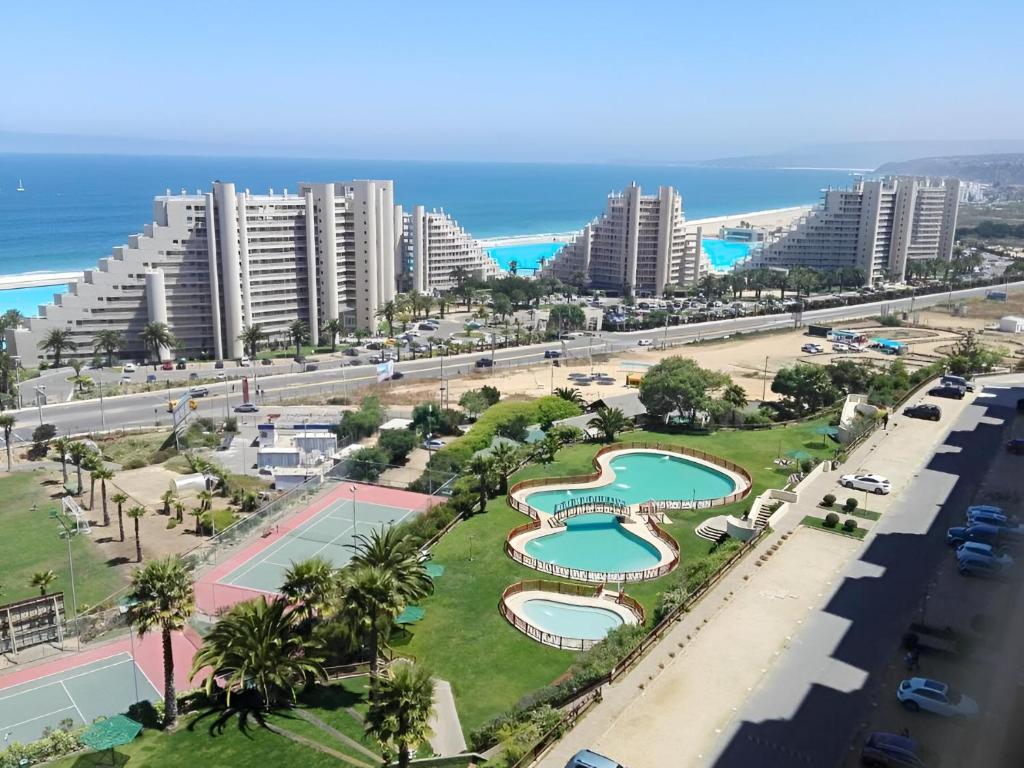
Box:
[0,154,855,279]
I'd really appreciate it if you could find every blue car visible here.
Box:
[565,750,624,768]
[946,523,1002,547]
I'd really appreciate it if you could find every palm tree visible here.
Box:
[488,441,519,495]
[92,329,123,367]
[111,492,128,541]
[587,406,629,443]
[191,505,204,535]
[83,452,102,510]
[722,383,748,424]
[465,455,495,514]
[190,596,325,709]
[336,566,404,695]
[321,318,344,353]
[127,506,146,562]
[237,323,268,359]
[92,465,114,526]
[173,499,186,524]
[376,301,397,339]
[287,319,309,359]
[50,437,72,486]
[30,569,57,596]
[349,527,434,605]
[67,359,90,393]
[0,413,15,471]
[140,321,176,364]
[38,328,76,367]
[127,557,195,727]
[160,489,177,517]
[365,662,436,768]
[281,557,337,621]
[66,441,92,494]
[0,309,24,335]
[197,489,213,512]
[554,387,586,407]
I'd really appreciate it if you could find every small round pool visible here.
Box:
[524,513,661,573]
[520,598,623,641]
[524,451,737,514]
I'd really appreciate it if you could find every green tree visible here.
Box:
[111,492,128,542]
[365,662,436,768]
[587,406,629,443]
[281,557,336,622]
[51,436,72,486]
[488,441,519,494]
[547,304,586,333]
[458,390,489,419]
[91,465,114,527]
[465,455,495,513]
[237,323,268,358]
[349,526,434,606]
[140,321,176,363]
[66,441,93,493]
[30,569,57,595]
[0,413,14,471]
[288,319,309,359]
[638,357,730,422]
[554,387,586,407]
[349,446,390,481]
[127,557,195,727]
[127,506,146,562]
[321,318,344,353]
[191,596,325,709]
[92,329,123,367]
[771,364,840,415]
[38,328,76,367]
[721,383,748,424]
[377,429,418,464]
[827,359,875,394]
[376,300,398,339]
[336,566,405,695]
[535,432,562,464]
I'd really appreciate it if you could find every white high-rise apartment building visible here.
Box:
[8,180,402,364]
[752,176,960,283]
[542,183,706,295]
[402,207,500,292]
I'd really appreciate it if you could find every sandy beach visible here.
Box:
[477,232,578,248]
[0,271,83,290]
[685,204,811,235]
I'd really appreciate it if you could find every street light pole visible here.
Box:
[350,484,357,536]
[50,509,81,652]
[762,355,769,402]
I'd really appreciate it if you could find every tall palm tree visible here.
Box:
[197,489,213,512]
[488,441,519,495]
[83,452,102,510]
[237,323,268,359]
[722,383,748,424]
[92,329,123,367]
[190,596,325,709]
[587,406,629,443]
[111,492,128,542]
[127,557,195,728]
[0,413,15,471]
[51,437,72,487]
[173,499,186,525]
[376,301,397,339]
[0,309,24,336]
[349,527,434,605]
[321,318,344,353]
[30,569,57,596]
[336,566,404,695]
[127,506,146,562]
[281,557,337,622]
[66,441,92,494]
[465,455,495,514]
[92,465,114,526]
[161,489,177,516]
[67,358,89,393]
[140,321,177,364]
[287,319,309,359]
[553,387,586,407]
[38,328,76,367]
[365,662,436,768]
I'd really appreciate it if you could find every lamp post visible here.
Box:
[761,355,769,402]
[33,385,46,426]
[49,508,81,652]
[350,484,358,537]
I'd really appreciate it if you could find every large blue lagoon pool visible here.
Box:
[485,242,566,272]
[703,238,752,271]
[524,513,661,573]
[521,598,623,641]
[524,452,736,514]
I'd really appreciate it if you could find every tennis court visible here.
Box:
[0,652,160,745]
[216,482,429,596]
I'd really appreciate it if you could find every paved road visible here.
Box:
[10,281,1023,441]
[706,374,1024,768]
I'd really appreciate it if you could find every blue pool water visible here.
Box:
[485,242,566,273]
[524,513,662,573]
[524,452,736,514]
[0,284,68,315]
[521,598,623,641]
[703,238,752,271]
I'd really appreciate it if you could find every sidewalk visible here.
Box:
[537,396,973,768]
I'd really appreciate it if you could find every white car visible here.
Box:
[896,677,979,718]
[122,363,136,372]
[422,439,445,450]
[240,356,251,366]
[839,473,891,494]
[637,339,653,347]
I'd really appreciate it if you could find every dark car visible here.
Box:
[475,357,494,368]
[260,358,273,366]
[543,349,562,359]
[946,523,1003,548]
[903,403,941,421]
[860,731,926,767]
[348,359,363,366]
[189,386,210,398]
[1007,438,1024,455]
[175,358,187,370]
[214,360,225,369]
[390,371,405,380]
[294,355,307,364]
[343,347,360,356]
[928,384,964,400]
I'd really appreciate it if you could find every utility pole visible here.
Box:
[49,509,81,652]
[762,355,769,402]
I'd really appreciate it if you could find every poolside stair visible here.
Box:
[694,515,730,543]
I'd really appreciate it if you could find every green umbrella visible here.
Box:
[814,425,839,447]
[80,715,143,766]
[396,605,425,625]
[785,449,813,461]
[425,563,445,579]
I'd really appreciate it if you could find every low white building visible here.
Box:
[256,446,301,469]
[998,315,1024,333]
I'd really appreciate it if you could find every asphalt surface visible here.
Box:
[9,280,1023,442]
[707,375,1024,768]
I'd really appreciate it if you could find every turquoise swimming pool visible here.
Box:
[523,452,737,514]
[524,513,662,573]
[703,238,752,271]
[520,598,623,641]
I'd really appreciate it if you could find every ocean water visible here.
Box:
[0,154,855,279]
[703,238,752,271]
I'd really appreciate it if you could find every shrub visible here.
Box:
[223,416,238,433]
[166,518,178,529]
[877,314,903,327]
[377,428,417,464]
[347,446,390,481]
[843,497,859,513]
[122,457,146,470]
[149,448,175,464]
[822,494,836,507]
[800,458,815,474]
[843,518,858,533]
[824,512,840,528]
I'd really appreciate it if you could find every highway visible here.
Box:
[9,280,1023,441]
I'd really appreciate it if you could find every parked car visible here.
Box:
[946,523,1003,548]
[1007,438,1024,455]
[840,473,891,494]
[188,372,200,381]
[940,374,974,392]
[896,677,979,717]
[390,371,405,380]
[161,360,174,370]
[122,362,137,372]
[240,356,251,366]
[422,438,445,450]
[958,549,1010,577]
[189,386,209,398]
[175,357,187,370]
[233,402,259,413]
[475,357,494,368]
[215,372,227,380]
[343,347,360,356]
[146,373,157,383]
[564,749,624,768]
[637,338,653,347]
[958,541,1014,567]
[544,349,562,359]
[965,505,1013,527]
[903,403,941,421]
[801,343,824,354]
[860,731,926,767]
[348,359,363,366]
[260,358,273,365]
[928,384,965,400]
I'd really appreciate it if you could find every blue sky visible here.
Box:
[1,0,1021,162]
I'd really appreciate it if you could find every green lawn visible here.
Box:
[0,472,126,614]
[801,515,868,539]
[403,419,832,735]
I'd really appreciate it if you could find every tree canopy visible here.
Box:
[638,357,730,421]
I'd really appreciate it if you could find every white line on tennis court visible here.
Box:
[0,655,134,702]
[0,704,80,732]
[59,680,86,724]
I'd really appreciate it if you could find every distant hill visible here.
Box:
[694,140,1024,172]
[875,153,1024,185]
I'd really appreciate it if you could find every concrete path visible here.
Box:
[429,678,468,756]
